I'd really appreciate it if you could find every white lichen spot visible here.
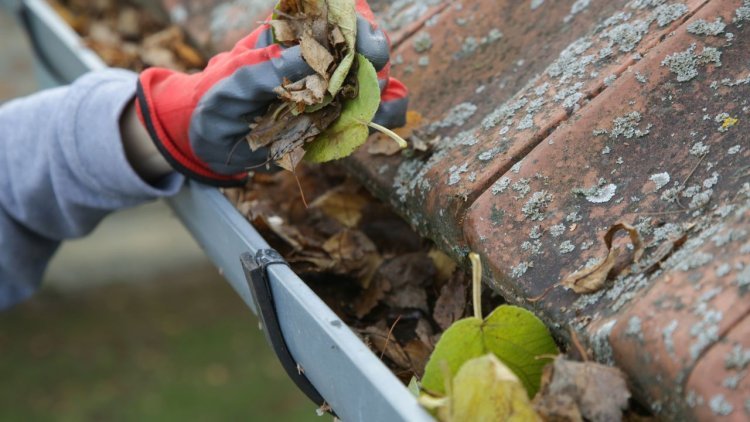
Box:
[511,261,533,278]
[550,224,566,237]
[529,225,543,240]
[564,0,591,23]
[650,172,671,191]
[725,344,750,369]
[691,189,715,213]
[635,71,648,83]
[486,28,504,43]
[512,178,531,199]
[728,145,742,155]
[653,3,688,27]
[703,172,719,189]
[531,0,545,10]
[412,31,433,53]
[709,394,734,416]
[511,160,524,173]
[447,162,469,186]
[592,320,617,365]
[517,113,535,130]
[587,183,618,203]
[625,316,644,341]
[661,43,723,82]
[566,211,583,222]
[687,18,726,36]
[605,21,649,53]
[430,103,478,130]
[522,191,554,221]
[737,266,750,294]
[491,177,511,195]
[663,319,679,358]
[559,240,576,254]
[734,1,750,24]
[722,373,743,389]
[690,141,710,156]
[678,251,714,271]
[607,111,651,139]
[716,263,732,277]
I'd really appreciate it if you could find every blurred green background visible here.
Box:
[0,10,315,421]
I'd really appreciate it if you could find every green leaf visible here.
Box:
[304,54,380,162]
[326,0,357,95]
[328,53,355,95]
[421,305,558,398]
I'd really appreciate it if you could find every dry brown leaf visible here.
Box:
[561,223,643,294]
[274,74,328,107]
[403,340,432,376]
[275,147,307,172]
[415,318,435,347]
[378,253,437,290]
[300,34,335,77]
[248,101,341,161]
[322,229,381,287]
[362,324,412,370]
[251,214,306,251]
[269,19,297,42]
[433,272,467,331]
[533,357,630,422]
[352,277,391,318]
[330,25,346,46]
[310,187,369,228]
[385,285,429,312]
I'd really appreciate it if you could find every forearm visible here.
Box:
[120,99,173,183]
[0,69,183,308]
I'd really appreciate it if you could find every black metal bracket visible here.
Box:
[240,250,334,416]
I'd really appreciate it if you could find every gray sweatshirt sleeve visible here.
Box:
[0,69,185,309]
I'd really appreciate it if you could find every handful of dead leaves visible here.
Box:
[247,0,405,174]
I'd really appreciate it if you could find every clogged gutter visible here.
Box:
[49,0,499,384]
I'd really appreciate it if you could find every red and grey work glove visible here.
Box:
[136,0,409,186]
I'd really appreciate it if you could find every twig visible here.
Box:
[676,154,707,209]
[291,167,308,208]
[527,283,557,303]
[569,327,589,361]
[380,314,403,360]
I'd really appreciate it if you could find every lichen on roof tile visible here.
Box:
[687,18,727,36]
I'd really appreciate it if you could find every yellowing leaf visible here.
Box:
[326,0,357,95]
[304,54,380,162]
[419,354,539,422]
[421,305,558,398]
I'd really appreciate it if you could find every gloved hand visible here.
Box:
[136,0,409,186]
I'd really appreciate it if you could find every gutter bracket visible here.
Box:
[240,250,334,416]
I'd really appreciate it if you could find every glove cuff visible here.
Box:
[136,72,248,186]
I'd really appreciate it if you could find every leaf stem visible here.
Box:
[469,252,482,319]
[366,121,408,149]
